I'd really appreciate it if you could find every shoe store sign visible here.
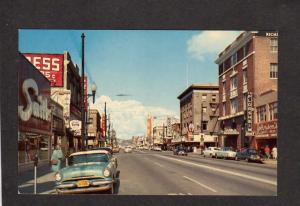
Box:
[18,54,52,135]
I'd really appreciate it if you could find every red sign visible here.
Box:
[18,54,52,135]
[81,76,88,112]
[23,53,64,87]
[254,120,277,136]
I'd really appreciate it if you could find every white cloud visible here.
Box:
[187,31,243,61]
[90,96,178,140]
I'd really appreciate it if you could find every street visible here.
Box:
[19,150,277,195]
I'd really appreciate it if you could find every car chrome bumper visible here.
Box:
[56,180,114,194]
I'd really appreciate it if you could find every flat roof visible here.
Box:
[177,83,219,100]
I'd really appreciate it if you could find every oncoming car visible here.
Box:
[55,150,118,194]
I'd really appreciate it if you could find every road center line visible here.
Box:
[183,176,217,193]
[153,162,164,168]
[154,155,277,186]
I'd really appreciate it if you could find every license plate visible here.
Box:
[77,180,90,188]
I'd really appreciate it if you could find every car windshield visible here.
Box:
[248,149,258,154]
[223,147,233,151]
[69,153,109,165]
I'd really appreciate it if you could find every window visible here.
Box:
[257,106,267,122]
[230,76,238,91]
[243,69,248,84]
[231,53,237,66]
[269,102,278,120]
[212,94,217,102]
[202,107,207,113]
[202,94,207,100]
[270,38,278,52]
[202,121,208,131]
[270,63,278,79]
[230,98,238,114]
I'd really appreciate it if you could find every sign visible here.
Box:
[256,31,278,37]
[70,120,82,131]
[23,53,64,87]
[81,76,88,112]
[223,129,240,135]
[61,90,71,127]
[246,92,253,132]
[255,120,277,136]
[18,54,52,135]
[167,117,172,137]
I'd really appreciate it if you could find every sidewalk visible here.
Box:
[18,163,56,194]
[263,159,277,167]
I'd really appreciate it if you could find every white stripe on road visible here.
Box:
[183,176,217,193]
[155,155,277,186]
[153,162,164,168]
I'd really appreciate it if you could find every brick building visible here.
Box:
[215,31,278,150]
[87,109,101,148]
[177,84,219,147]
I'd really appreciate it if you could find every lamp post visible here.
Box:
[85,82,97,149]
[81,33,85,151]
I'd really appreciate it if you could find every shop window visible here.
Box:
[270,63,278,79]
[270,38,278,52]
[202,121,208,131]
[269,102,278,120]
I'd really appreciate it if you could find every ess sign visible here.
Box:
[24,53,64,87]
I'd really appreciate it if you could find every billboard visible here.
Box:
[23,53,64,87]
[18,54,52,135]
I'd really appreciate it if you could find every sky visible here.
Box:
[19,29,242,139]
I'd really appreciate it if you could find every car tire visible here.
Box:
[235,156,239,161]
[246,158,249,162]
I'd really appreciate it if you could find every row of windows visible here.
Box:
[257,102,278,123]
[219,38,278,75]
[222,63,278,95]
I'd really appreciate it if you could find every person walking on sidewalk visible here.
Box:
[272,146,277,160]
[264,145,271,159]
[51,145,63,173]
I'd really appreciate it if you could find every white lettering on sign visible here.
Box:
[18,79,51,122]
[246,92,253,132]
[266,32,278,37]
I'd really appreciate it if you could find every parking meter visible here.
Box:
[33,154,39,167]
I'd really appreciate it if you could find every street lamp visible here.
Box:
[90,82,97,104]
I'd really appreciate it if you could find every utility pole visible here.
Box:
[81,33,85,151]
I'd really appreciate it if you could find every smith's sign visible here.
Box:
[18,79,51,122]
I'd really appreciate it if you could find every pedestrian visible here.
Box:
[264,145,271,159]
[272,146,277,160]
[51,144,63,174]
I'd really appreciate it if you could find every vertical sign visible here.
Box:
[84,76,88,112]
[23,53,64,87]
[247,92,253,132]
[62,90,71,128]
[167,117,172,137]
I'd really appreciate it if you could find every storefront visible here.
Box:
[18,54,52,170]
[254,120,277,151]
[50,99,65,153]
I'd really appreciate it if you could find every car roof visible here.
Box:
[69,150,109,157]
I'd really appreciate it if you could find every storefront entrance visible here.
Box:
[224,135,238,149]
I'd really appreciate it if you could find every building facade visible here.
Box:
[215,31,278,150]
[178,84,219,147]
[87,109,101,148]
[146,114,153,145]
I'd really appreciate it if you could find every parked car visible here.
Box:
[153,146,162,151]
[173,146,188,156]
[235,148,263,163]
[215,147,236,159]
[55,150,118,194]
[124,146,133,153]
[203,147,220,158]
[112,147,120,153]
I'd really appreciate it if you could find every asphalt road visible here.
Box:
[115,150,277,195]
